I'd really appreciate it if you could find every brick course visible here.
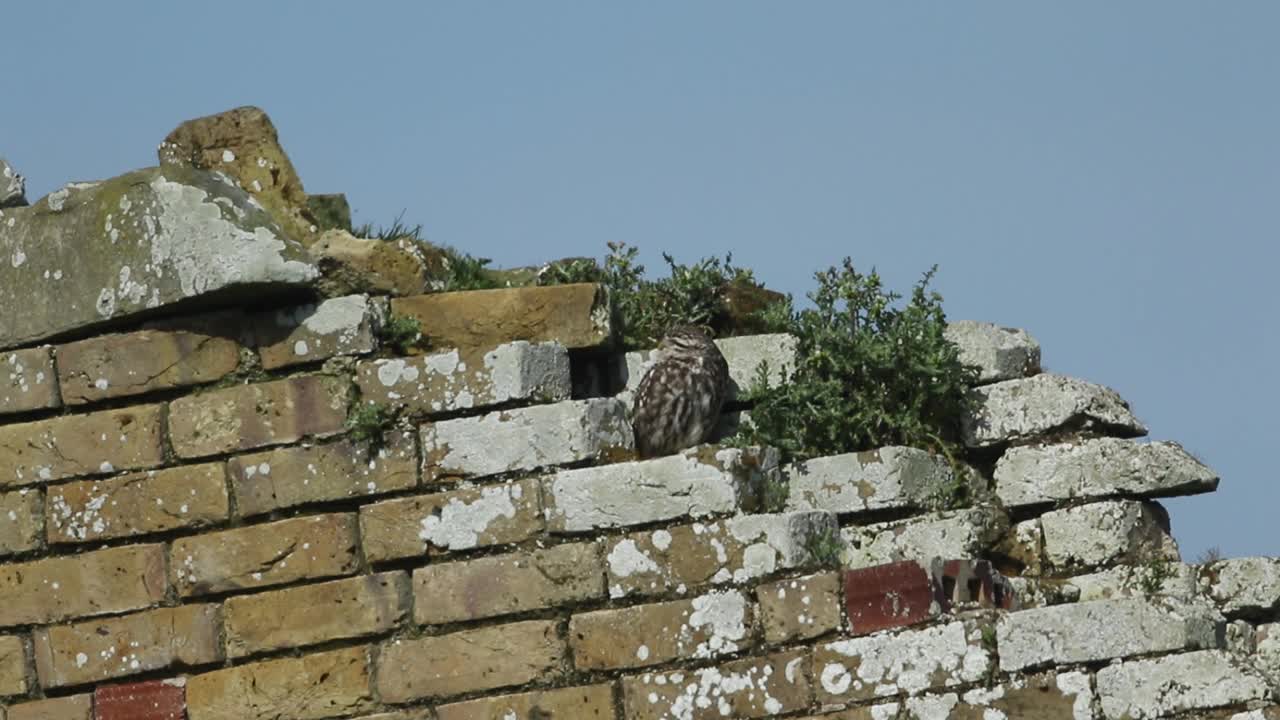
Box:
[0,544,166,628]
[0,405,165,488]
[46,463,228,544]
[186,646,373,720]
[56,328,240,404]
[1,347,59,416]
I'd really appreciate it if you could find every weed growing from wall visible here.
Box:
[735,259,979,463]
[378,314,426,355]
[354,213,500,292]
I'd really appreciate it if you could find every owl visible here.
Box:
[631,324,730,458]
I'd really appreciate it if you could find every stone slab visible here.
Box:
[544,446,776,533]
[0,165,318,350]
[168,374,349,458]
[375,620,564,702]
[0,635,27,697]
[0,159,25,208]
[46,462,228,544]
[1038,499,1178,572]
[784,446,952,515]
[228,431,417,517]
[841,507,1007,570]
[0,489,41,557]
[253,294,379,370]
[0,544,166,628]
[390,282,611,351]
[223,571,409,658]
[355,340,570,415]
[170,513,358,597]
[757,572,842,644]
[623,649,811,719]
[1096,650,1270,720]
[436,683,616,720]
[186,645,373,720]
[1203,557,1280,618]
[0,404,165,488]
[359,479,542,563]
[995,437,1219,508]
[962,373,1147,448]
[1,347,59,415]
[414,542,603,625]
[56,327,240,404]
[32,604,220,688]
[996,597,1220,671]
[421,397,632,482]
[570,590,753,670]
[943,320,1041,384]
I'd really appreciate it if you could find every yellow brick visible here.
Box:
[186,646,373,720]
[0,545,166,627]
[46,463,228,544]
[436,683,617,720]
[0,405,165,488]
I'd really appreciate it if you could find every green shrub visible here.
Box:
[346,402,397,455]
[378,313,425,355]
[735,259,978,462]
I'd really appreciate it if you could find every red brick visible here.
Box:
[94,679,185,720]
[940,558,1019,610]
[843,559,946,636]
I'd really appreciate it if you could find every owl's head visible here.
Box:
[659,324,717,354]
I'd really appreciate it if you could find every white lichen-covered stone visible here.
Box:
[962,373,1147,448]
[1065,561,1200,603]
[1,166,320,350]
[944,320,1041,384]
[996,597,1221,672]
[995,437,1218,508]
[253,294,381,370]
[356,340,571,415]
[841,506,1007,570]
[859,671,1096,720]
[813,618,992,702]
[603,511,837,598]
[615,332,798,405]
[543,446,777,533]
[1203,557,1280,618]
[1096,650,1270,719]
[1254,623,1280,683]
[1,158,26,208]
[1039,500,1179,572]
[784,446,952,514]
[420,398,632,481]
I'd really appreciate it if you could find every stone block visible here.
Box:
[836,671,1094,720]
[309,230,439,297]
[46,463,228,544]
[943,320,1041,384]
[0,165,318,351]
[94,679,186,720]
[1039,499,1178,572]
[171,513,358,597]
[603,511,836,599]
[1096,650,1270,719]
[997,597,1220,672]
[186,645,373,720]
[223,571,409,658]
[1203,557,1280,618]
[843,560,946,636]
[841,506,1007,570]
[168,375,349,459]
[32,604,220,688]
[435,683,616,720]
[995,437,1218,508]
[757,572,842,644]
[228,431,417,517]
[616,333,798,404]
[570,590,753,670]
[253,294,379,370]
[5,694,92,720]
[359,479,542,563]
[421,398,632,482]
[1,347,58,415]
[0,489,41,557]
[812,618,992,703]
[354,340,570,415]
[375,620,564,702]
[0,544,166,627]
[414,543,603,625]
[783,446,951,515]
[0,404,165,488]
[390,282,611,351]
[1064,561,1200,603]
[993,518,1044,576]
[56,328,240,404]
[962,373,1147,447]
[0,158,25,208]
[622,649,811,719]
[544,446,776,534]
[0,635,27,696]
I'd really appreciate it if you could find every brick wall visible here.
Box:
[0,281,1276,720]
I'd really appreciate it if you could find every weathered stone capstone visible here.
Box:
[0,165,318,350]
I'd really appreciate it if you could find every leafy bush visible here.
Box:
[346,402,398,455]
[735,259,978,462]
[542,242,780,348]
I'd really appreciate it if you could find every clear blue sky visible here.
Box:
[4,3,1276,561]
